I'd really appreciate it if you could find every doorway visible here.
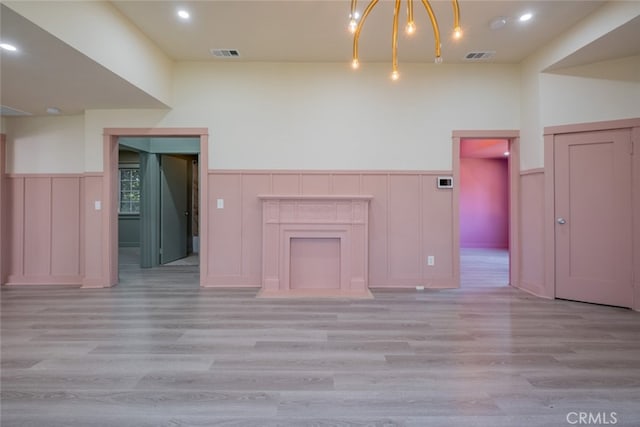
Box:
[452,130,520,289]
[116,138,200,286]
[102,128,209,288]
[459,138,510,287]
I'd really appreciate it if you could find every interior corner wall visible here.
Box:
[459,158,509,249]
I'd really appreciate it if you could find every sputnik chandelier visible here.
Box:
[349,0,462,80]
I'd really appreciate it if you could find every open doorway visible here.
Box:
[116,138,200,285]
[459,139,510,287]
[100,128,209,289]
[452,130,520,289]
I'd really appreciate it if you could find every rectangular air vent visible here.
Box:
[210,49,240,58]
[464,51,495,61]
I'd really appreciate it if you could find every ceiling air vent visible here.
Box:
[464,51,495,61]
[210,49,240,58]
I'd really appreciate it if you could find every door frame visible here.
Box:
[103,128,209,287]
[544,118,640,308]
[0,134,6,285]
[452,130,520,288]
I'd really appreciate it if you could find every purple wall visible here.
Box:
[460,158,509,249]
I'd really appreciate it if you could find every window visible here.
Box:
[119,167,140,214]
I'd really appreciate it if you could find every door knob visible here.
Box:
[557,217,566,225]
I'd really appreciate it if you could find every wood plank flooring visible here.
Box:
[2,253,640,426]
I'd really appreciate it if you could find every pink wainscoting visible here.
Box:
[205,171,456,289]
[5,175,83,285]
[459,158,509,249]
[632,127,640,311]
[0,135,5,285]
[82,174,104,288]
[517,169,546,297]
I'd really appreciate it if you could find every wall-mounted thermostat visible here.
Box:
[437,176,453,189]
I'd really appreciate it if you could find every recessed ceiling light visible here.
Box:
[0,43,18,51]
[177,9,190,20]
[46,107,61,115]
[519,13,533,22]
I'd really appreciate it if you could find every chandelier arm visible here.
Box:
[407,0,414,27]
[392,0,401,74]
[352,0,380,63]
[452,0,461,30]
[350,0,357,18]
[419,0,441,59]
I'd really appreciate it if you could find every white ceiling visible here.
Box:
[2,0,638,117]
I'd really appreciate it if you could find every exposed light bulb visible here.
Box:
[391,70,400,81]
[177,9,190,20]
[351,58,360,69]
[453,26,463,39]
[406,21,416,35]
[348,18,357,33]
[434,56,443,64]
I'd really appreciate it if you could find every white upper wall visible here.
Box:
[520,1,640,170]
[5,115,84,174]
[80,62,520,172]
[4,1,173,107]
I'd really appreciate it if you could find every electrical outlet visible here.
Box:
[216,199,224,209]
[427,256,435,266]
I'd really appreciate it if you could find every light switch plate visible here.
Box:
[94,200,101,211]
[217,199,224,209]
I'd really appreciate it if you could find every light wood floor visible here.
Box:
[461,247,509,287]
[2,253,640,426]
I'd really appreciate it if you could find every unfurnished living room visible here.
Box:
[1,1,639,426]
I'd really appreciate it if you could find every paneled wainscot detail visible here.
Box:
[258,195,372,298]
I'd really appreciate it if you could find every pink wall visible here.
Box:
[516,169,545,296]
[459,158,509,249]
[633,128,640,310]
[0,135,6,284]
[5,175,83,285]
[206,171,456,288]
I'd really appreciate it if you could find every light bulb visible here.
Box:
[351,58,360,69]
[434,56,443,64]
[177,9,190,20]
[453,26,462,39]
[406,21,416,35]
[348,19,357,33]
[391,70,400,81]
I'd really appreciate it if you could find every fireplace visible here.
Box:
[258,195,372,298]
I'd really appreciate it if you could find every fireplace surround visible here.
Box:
[258,195,372,298]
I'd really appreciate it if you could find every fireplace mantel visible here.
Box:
[258,195,373,298]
